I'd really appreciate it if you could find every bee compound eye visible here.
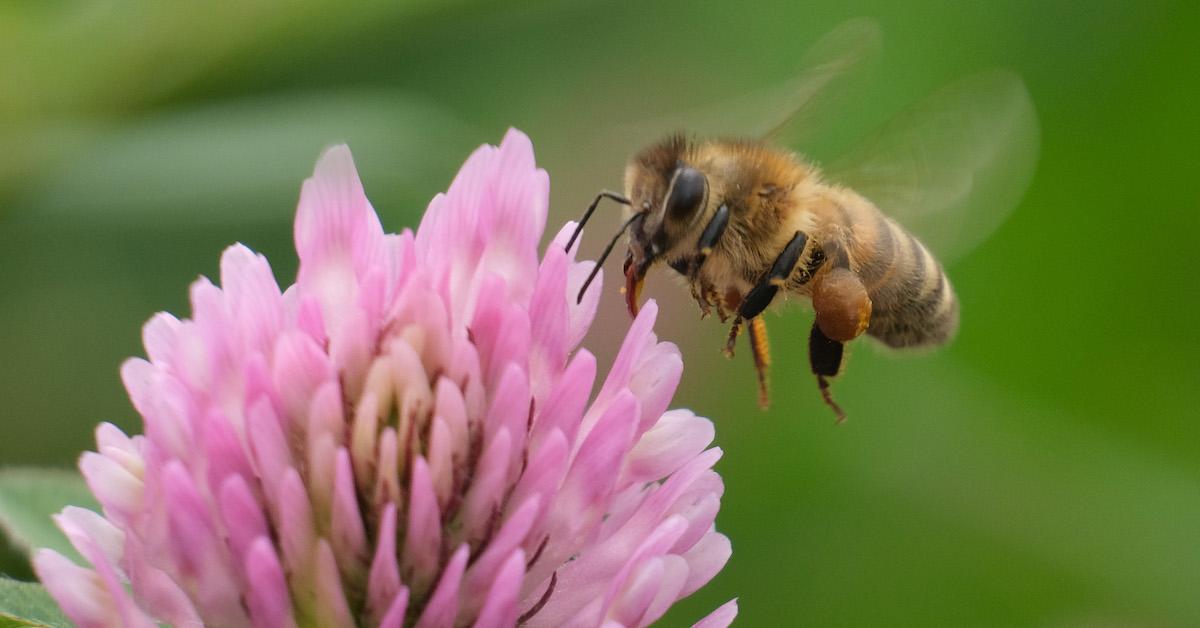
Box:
[665,167,707,220]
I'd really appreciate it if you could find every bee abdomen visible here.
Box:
[854,213,959,349]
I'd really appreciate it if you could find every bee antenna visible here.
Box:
[576,212,641,304]
[565,190,630,253]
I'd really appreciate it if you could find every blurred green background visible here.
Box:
[2,0,1198,626]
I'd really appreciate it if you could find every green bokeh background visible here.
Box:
[2,1,1197,626]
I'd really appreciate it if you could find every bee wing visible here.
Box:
[615,17,881,143]
[756,16,881,143]
[823,70,1040,264]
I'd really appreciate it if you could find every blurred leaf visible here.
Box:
[15,91,478,228]
[0,578,68,628]
[0,1,459,116]
[0,469,96,566]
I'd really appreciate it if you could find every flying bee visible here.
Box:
[566,19,1039,421]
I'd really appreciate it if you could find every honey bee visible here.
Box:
[567,20,1038,421]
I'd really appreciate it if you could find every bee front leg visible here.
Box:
[688,278,714,318]
[684,203,732,317]
[735,230,810,321]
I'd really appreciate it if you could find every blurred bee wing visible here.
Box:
[615,17,881,143]
[823,70,1040,264]
[758,16,881,143]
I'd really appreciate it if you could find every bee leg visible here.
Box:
[691,284,712,318]
[723,229,808,364]
[723,316,743,358]
[685,204,731,317]
[748,317,771,409]
[691,204,730,270]
[808,323,848,423]
[736,231,809,321]
[711,286,730,323]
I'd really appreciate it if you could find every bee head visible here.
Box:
[622,136,710,315]
[568,134,711,318]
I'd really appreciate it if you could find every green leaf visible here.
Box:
[0,468,97,566]
[0,578,69,628]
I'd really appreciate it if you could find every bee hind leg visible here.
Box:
[809,323,848,423]
[748,317,771,408]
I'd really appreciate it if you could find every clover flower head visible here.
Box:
[35,129,735,627]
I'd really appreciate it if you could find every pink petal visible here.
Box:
[305,381,344,516]
[271,330,334,427]
[528,390,639,590]
[486,305,532,389]
[312,539,355,627]
[329,304,375,399]
[670,492,722,556]
[120,358,192,461]
[559,389,640,519]
[162,462,244,625]
[350,389,381,491]
[464,496,540,615]
[598,448,723,567]
[563,259,601,350]
[609,556,665,627]
[528,243,569,398]
[482,362,530,481]
[54,507,123,572]
[584,301,659,439]
[627,340,683,434]
[141,312,181,366]
[414,544,468,628]
[294,144,384,330]
[330,448,368,574]
[509,429,568,545]
[243,537,296,628]
[217,475,269,568]
[295,292,328,344]
[693,599,739,628]
[181,277,227,390]
[623,410,715,488]
[680,532,732,598]
[79,451,142,527]
[123,541,202,627]
[277,468,316,575]
[378,588,411,628]
[201,408,253,498]
[35,549,123,628]
[639,554,690,626]
[596,515,689,620]
[426,418,454,508]
[367,503,401,623]
[471,549,525,628]
[531,349,595,447]
[402,457,442,590]
[94,422,140,461]
[374,427,401,509]
[219,243,283,358]
[434,376,469,465]
[460,428,512,547]
[245,397,292,511]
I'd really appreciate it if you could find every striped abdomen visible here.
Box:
[839,200,959,349]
